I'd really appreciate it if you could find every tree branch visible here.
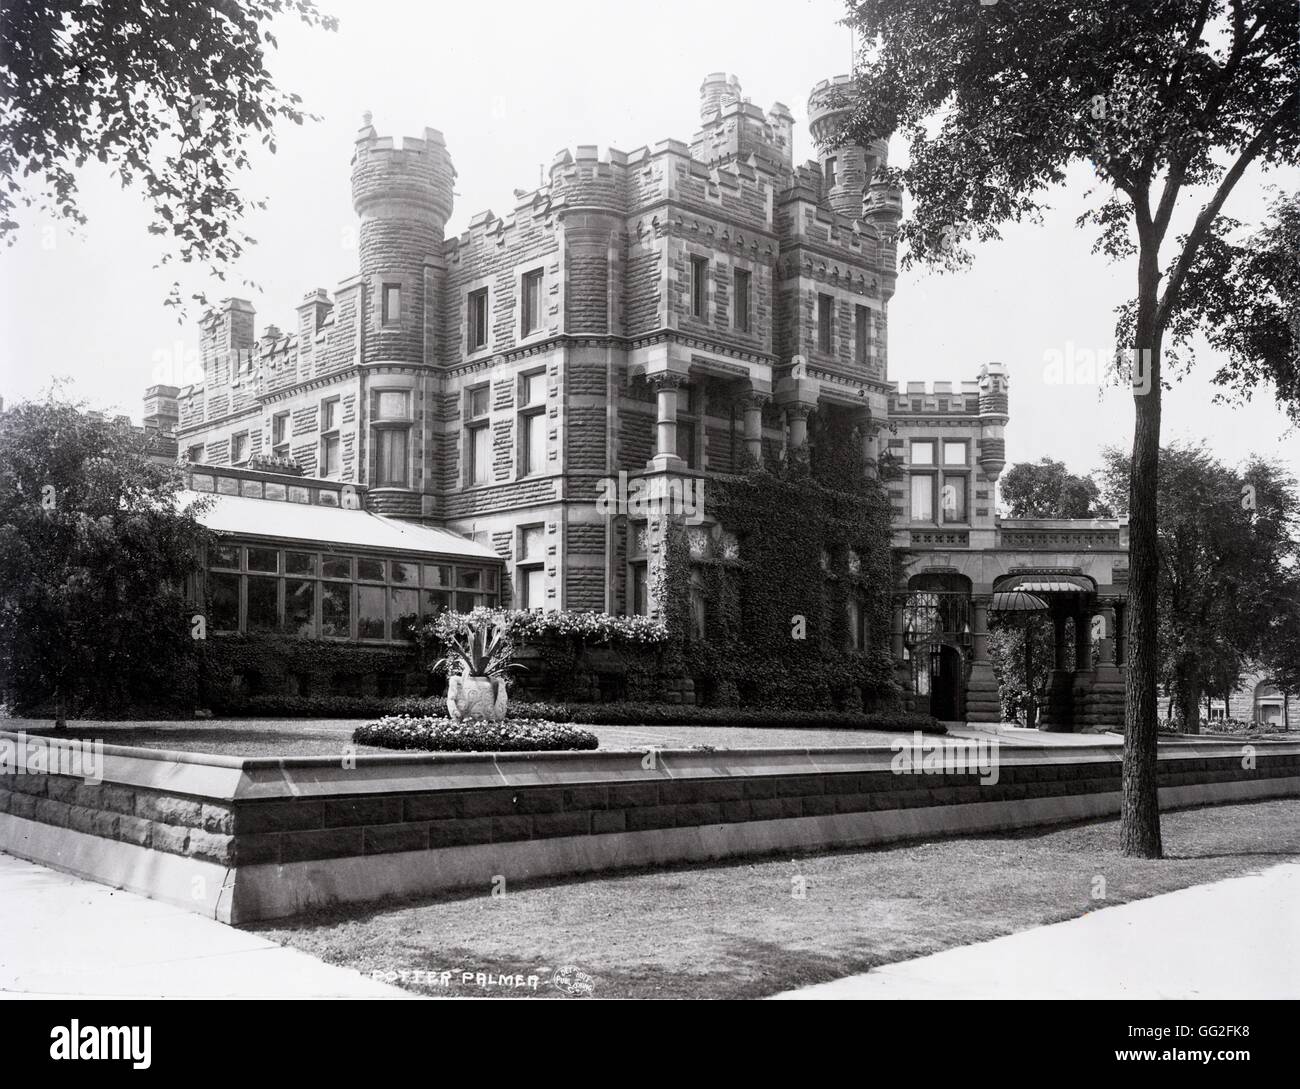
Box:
[1155,90,1299,332]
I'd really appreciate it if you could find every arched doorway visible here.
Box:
[902,572,971,721]
[1254,682,1286,728]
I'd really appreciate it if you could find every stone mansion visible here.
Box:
[141,73,1134,727]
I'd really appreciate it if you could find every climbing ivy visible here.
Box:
[661,412,904,710]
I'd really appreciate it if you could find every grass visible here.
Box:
[248,797,1300,1000]
[3,717,1048,757]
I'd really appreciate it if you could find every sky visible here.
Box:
[0,0,1295,487]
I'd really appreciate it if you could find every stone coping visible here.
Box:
[2,729,1293,804]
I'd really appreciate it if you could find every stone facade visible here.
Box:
[142,73,1133,727]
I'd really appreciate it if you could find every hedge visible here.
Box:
[353,715,599,752]
[510,701,947,734]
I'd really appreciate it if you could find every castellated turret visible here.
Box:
[350,115,456,364]
[977,361,1010,481]
[807,76,898,228]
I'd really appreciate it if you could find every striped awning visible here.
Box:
[1000,576,1093,594]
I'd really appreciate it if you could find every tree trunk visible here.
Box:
[1176,667,1201,736]
[1122,253,1164,859]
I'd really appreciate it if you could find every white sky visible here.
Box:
[0,0,1295,485]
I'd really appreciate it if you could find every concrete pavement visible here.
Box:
[0,854,408,999]
[773,861,1300,999]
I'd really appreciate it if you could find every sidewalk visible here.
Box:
[773,861,1300,999]
[0,854,409,999]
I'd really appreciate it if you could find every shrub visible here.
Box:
[354,715,599,752]
[507,700,946,734]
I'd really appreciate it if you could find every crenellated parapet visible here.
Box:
[691,73,793,176]
[350,118,456,232]
[806,75,895,221]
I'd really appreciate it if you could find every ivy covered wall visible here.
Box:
[657,410,905,711]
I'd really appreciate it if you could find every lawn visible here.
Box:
[3,717,1031,757]
[249,797,1300,1000]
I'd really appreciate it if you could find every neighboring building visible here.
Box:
[1160,670,1294,730]
[142,73,1132,726]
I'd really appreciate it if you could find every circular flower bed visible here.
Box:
[353,714,598,752]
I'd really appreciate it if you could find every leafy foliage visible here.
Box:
[839,0,1300,857]
[430,610,520,679]
[659,418,903,711]
[0,0,336,307]
[0,398,210,717]
[1100,441,1300,716]
[1000,458,1112,518]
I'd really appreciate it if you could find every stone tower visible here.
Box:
[977,361,1010,481]
[807,76,897,224]
[350,116,456,365]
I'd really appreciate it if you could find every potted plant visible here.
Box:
[434,611,523,723]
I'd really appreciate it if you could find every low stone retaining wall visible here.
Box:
[1,730,1297,923]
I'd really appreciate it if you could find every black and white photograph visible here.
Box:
[0,0,1298,1056]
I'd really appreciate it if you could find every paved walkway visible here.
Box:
[0,855,409,999]
[774,861,1300,999]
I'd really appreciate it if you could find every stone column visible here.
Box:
[785,402,813,452]
[647,371,686,472]
[966,595,1000,723]
[855,408,878,478]
[742,391,768,467]
[1053,614,1069,670]
[1074,607,1093,672]
[1096,600,1117,667]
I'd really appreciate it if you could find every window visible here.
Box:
[630,562,649,616]
[689,569,706,642]
[372,390,411,488]
[375,429,408,487]
[855,305,871,365]
[271,412,290,457]
[825,156,838,189]
[676,384,698,469]
[521,268,543,337]
[357,585,386,640]
[910,440,935,465]
[285,580,315,636]
[911,474,935,522]
[187,444,205,464]
[733,268,751,332]
[817,294,834,353]
[382,283,401,325]
[941,473,967,523]
[230,431,249,465]
[209,572,240,632]
[690,255,709,318]
[246,576,278,631]
[465,384,491,485]
[518,371,547,477]
[847,595,863,650]
[516,523,546,611]
[467,287,489,352]
[320,396,341,478]
[943,440,967,466]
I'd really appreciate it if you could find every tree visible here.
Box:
[0,398,211,721]
[1099,442,1300,731]
[1000,458,1113,518]
[839,0,1300,857]
[0,0,336,308]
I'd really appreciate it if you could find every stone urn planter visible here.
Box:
[446,673,508,723]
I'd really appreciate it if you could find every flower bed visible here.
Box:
[353,714,599,752]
